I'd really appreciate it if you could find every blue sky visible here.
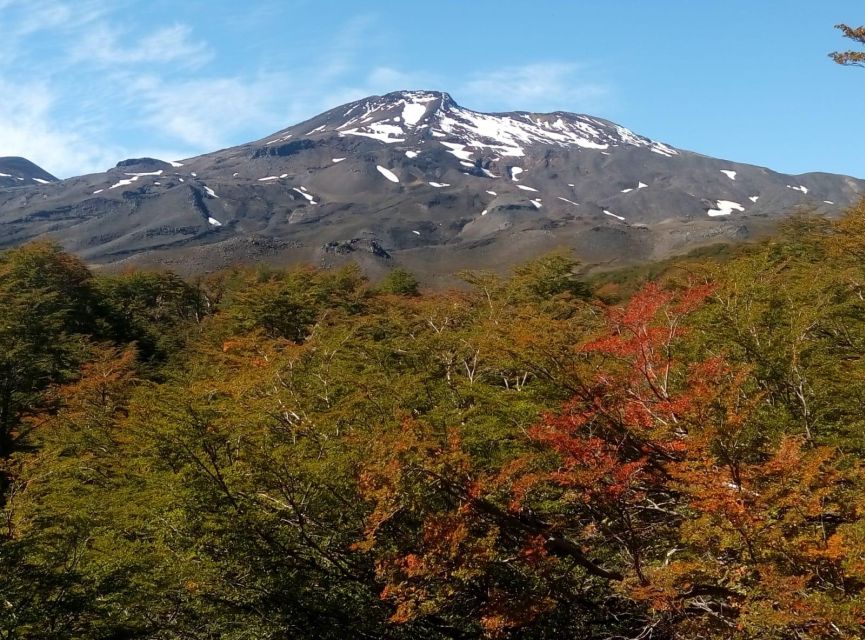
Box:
[1,0,863,178]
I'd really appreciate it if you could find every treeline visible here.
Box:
[2,203,865,638]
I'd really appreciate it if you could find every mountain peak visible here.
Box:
[380,89,455,104]
[3,90,862,280]
[331,89,456,132]
[277,90,679,159]
[0,157,58,188]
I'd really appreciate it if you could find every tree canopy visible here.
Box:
[3,205,865,638]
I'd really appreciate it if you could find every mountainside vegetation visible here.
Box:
[3,201,865,638]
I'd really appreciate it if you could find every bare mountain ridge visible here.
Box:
[0,90,861,278]
[0,157,58,189]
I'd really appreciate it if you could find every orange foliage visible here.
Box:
[357,282,865,637]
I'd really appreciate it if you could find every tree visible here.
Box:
[509,251,590,303]
[95,270,206,364]
[697,210,865,453]
[830,24,865,66]
[357,283,716,637]
[358,281,865,638]
[223,265,367,342]
[0,243,95,503]
[378,267,420,296]
[5,238,865,637]
[1,346,145,638]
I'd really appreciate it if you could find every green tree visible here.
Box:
[378,267,420,296]
[95,270,206,366]
[224,265,367,342]
[1,346,147,638]
[0,242,95,500]
[509,251,590,302]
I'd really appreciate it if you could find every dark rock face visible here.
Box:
[0,90,862,279]
[115,158,175,171]
[251,139,318,159]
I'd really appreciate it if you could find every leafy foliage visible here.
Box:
[0,243,95,499]
[4,205,865,639]
[378,267,421,296]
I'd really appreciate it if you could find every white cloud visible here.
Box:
[73,23,212,69]
[0,79,120,177]
[459,62,610,113]
[0,1,214,175]
[126,73,284,149]
[315,15,379,82]
[1,0,105,37]
[0,0,106,64]
[0,3,614,178]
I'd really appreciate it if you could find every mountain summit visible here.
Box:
[271,90,678,158]
[0,157,58,188]
[0,91,862,278]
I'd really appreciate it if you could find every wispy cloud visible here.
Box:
[459,62,610,113]
[0,79,121,177]
[0,0,106,64]
[0,2,613,178]
[127,73,286,149]
[0,1,213,174]
[72,23,212,69]
[312,62,611,117]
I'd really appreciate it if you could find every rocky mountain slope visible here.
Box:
[0,157,58,189]
[0,91,862,278]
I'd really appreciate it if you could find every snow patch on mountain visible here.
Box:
[324,91,680,160]
[441,141,473,161]
[707,200,745,217]
[402,98,432,126]
[292,187,317,204]
[342,122,406,144]
[376,166,400,183]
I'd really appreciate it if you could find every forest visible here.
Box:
[2,202,865,639]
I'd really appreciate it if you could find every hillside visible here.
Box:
[0,91,861,279]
